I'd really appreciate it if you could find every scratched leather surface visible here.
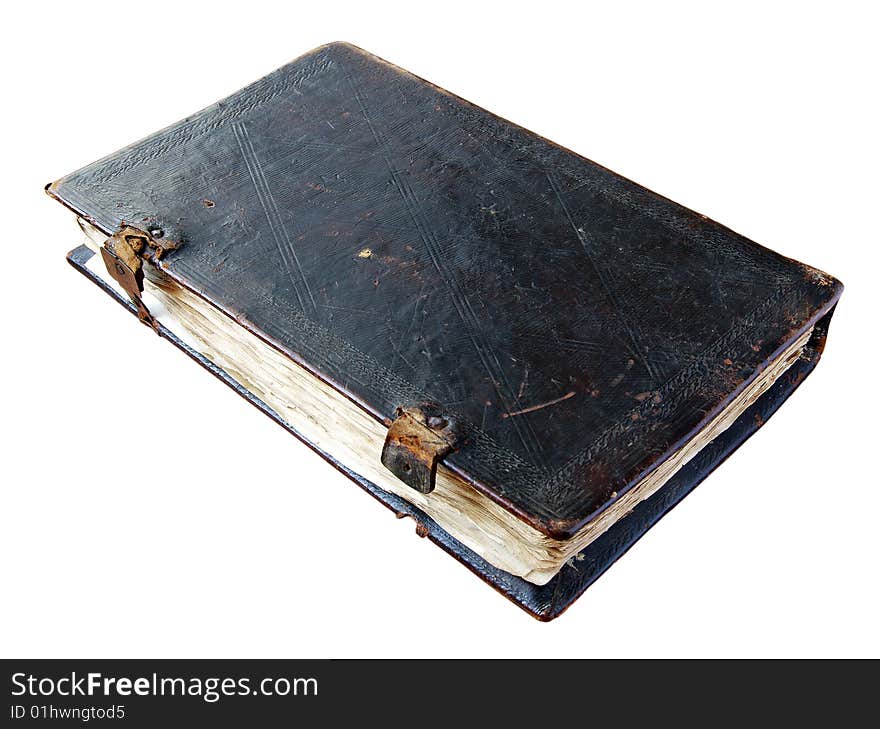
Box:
[67,244,834,619]
[50,42,843,538]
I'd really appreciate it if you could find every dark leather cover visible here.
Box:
[52,43,842,617]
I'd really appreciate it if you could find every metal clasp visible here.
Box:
[381,406,459,494]
[99,225,169,331]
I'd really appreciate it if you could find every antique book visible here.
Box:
[48,42,842,620]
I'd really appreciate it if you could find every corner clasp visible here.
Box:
[99,226,165,331]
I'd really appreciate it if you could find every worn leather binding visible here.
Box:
[51,43,842,619]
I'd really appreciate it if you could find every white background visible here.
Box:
[1,1,877,658]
